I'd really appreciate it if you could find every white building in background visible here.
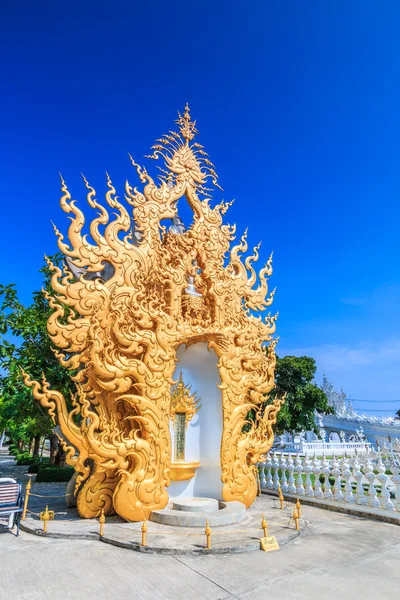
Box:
[277,376,400,455]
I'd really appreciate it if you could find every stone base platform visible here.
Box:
[20,495,303,555]
[150,497,246,527]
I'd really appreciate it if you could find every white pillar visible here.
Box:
[295,454,305,495]
[303,456,314,496]
[364,457,380,508]
[279,454,289,493]
[332,456,344,501]
[287,454,296,494]
[377,458,394,511]
[322,455,333,500]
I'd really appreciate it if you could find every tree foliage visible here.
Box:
[0,254,74,451]
[265,355,334,436]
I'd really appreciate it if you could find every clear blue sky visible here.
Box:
[1,1,400,413]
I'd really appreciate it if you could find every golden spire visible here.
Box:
[176,103,198,142]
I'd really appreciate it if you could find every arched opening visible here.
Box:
[168,342,223,500]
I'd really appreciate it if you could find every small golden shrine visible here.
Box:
[23,105,283,521]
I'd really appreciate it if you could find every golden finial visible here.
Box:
[141,519,148,546]
[170,373,201,426]
[205,519,212,550]
[278,483,284,510]
[261,513,268,537]
[176,103,198,143]
[293,508,300,531]
[99,508,105,536]
[296,497,301,519]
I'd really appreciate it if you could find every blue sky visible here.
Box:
[1,1,400,413]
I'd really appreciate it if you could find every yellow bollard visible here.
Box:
[261,513,268,538]
[41,505,50,533]
[22,477,32,521]
[99,508,105,536]
[296,497,301,519]
[141,520,148,546]
[278,484,284,510]
[293,508,300,531]
[205,519,212,550]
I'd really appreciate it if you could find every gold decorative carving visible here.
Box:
[22,104,283,521]
[170,373,201,426]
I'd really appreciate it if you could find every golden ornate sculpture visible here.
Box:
[170,373,201,426]
[23,104,283,521]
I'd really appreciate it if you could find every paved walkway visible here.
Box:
[1,448,400,599]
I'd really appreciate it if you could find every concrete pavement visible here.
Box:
[1,504,399,599]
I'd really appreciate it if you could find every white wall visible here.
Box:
[168,342,223,500]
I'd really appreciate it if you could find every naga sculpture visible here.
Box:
[23,105,283,521]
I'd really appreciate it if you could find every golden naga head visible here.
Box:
[23,105,283,521]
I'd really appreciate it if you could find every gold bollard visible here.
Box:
[42,505,50,533]
[293,508,300,531]
[205,519,212,550]
[296,497,301,519]
[278,484,284,510]
[141,520,148,546]
[22,477,32,521]
[99,508,105,536]
[261,513,268,538]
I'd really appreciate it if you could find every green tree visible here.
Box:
[265,355,334,436]
[0,254,75,460]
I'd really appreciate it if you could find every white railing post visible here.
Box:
[313,454,323,498]
[341,455,354,504]
[377,458,394,511]
[322,455,333,500]
[391,463,400,512]
[364,457,380,508]
[279,454,289,493]
[353,456,367,505]
[265,453,273,489]
[272,452,280,491]
[287,453,296,493]
[303,455,314,496]
[295,453,305,495]
[259,461,267,489]
[332,455,344,501]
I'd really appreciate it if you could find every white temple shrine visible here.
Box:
[278,376,400,456]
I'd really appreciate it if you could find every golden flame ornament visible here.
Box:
[22,105,283,521]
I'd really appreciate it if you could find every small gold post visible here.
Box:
[205,519,212,550]
[141,520,148,546]
[293,508,300,531]
[42,505,50,533]
[22,477,32,521]
[99,508,105,536]
[278,484,284,510]
[296,497,301,519]
[261,513,268,538]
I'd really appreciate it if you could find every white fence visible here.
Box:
[258,452,400,514]
[276,440,370,456]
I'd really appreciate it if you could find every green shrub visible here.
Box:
[16,454,37,465]
[36,467,74,483]
[27,458,51,474]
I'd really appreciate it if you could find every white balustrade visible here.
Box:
[257,451,400,518]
